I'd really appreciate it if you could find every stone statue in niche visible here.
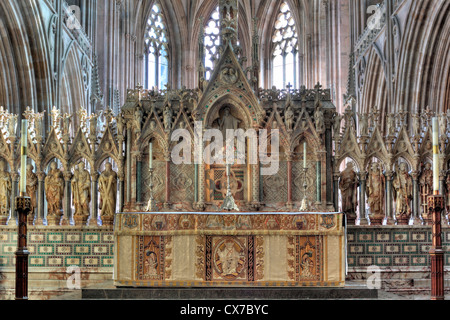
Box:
[134,106,143,134]
[339,162,359,224]
[446,171,450,215]
[386,114,396,136]
[163,102,173,132]
[358,113,369,137]
[366,162,385,225]
[419,162,433,219]
[393,163,413,225]
[72,162,91,224]
[219,107,240,138]
[314,101,325,134]
[98,163,117,226]
[45,162,64,225]
[333,112,342,137]
[26,164,38,221]
[411,114,421,138]
[0,160,11,223]
[285,105,295,132]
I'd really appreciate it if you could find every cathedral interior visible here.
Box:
[0,0,450,300]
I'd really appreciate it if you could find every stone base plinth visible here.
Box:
[74,215,89,226]
[101,216,114,226]
[47,216,62,226]
[0,216,8,225]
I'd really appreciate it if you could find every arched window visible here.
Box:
[204,6,221,80]
[144,2,169,89]
[272,2,299,89]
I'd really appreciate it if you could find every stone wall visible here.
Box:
[0,226,113,300]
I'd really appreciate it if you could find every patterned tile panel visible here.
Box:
[0,228,114,269]
[348,227,450,268]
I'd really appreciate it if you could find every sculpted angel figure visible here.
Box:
[0,160,11,217]
[339,163,359,219]
[45,162,64,220]
[98,163,118,219]
[366,162,385,219]
[71,162,91,218]
[393,163,413,223]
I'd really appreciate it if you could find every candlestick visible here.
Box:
[149,141,153,170]
[432,117,439,193]
[303,142,307,168]
[20,120,28,195]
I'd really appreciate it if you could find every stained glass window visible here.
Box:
[204,6,221,80]
[272,2,299,89]
[144,2,169,89]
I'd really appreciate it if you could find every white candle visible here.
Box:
[149,141,153,170]
[20,120,28,194]
[432,117,439,193]
[303,142,307,168]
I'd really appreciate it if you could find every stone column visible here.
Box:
[286,153,293,210]
[325,126,333,206]
[62,171,72,226]
[164,154,171,209]
[251,159,260,210]
[36,172,46,226]
[89,172,99,226]
[440,170,448,224]
[9,173,19,226]
[333,173,340,213]
[411,171,422,225]
[359,173,369,225]
[126,125,132,204]
[194,164,199,203]
[385,171,395,225]
[316,161,322,205]
[197,141,206,211]
[136,156,142,204]
[118,169,125,213]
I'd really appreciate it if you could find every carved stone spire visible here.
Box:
[219,0,239,47]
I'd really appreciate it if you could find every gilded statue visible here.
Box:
[0,160,11,218]
[366,162,385,224]
[72,162,91,221]
[98,163,117,225]
[45,162,64,224]
[26,164,38,217]
[393,163,413,224]
[339,162,359,222]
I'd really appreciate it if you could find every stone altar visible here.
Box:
[114,212,346,287]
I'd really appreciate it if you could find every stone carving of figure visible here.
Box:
[217,241,242,276]
[0,160,11,217]
[446,172,450,213]
[8,114,17,137]
[333,112,342,137]
[339,163,359,220]
[393,163,413,223]
[45,162,64,221]
[134,106,143,134]
[419,162,433,215]
[358,113,369,136]
[386,114,396,136]
[116,113,124,136]
[26,164,38,217]
[219,107,240,138]
[144,252,158,277]
[366,162,385,221]
[163,103,173,131]
[98,163,117,222]
[411,114,421,138]
[314,101,325,134]
[71,162,91,219]
[285,105,295,132]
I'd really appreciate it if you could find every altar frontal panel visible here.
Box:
[114,213,345,287]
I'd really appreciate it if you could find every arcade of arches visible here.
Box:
[0,0,449,299]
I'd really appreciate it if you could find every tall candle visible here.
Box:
[149,141,153,170]
[432,117,439,193]
[303,142,307,168]
[20,120,28,194]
